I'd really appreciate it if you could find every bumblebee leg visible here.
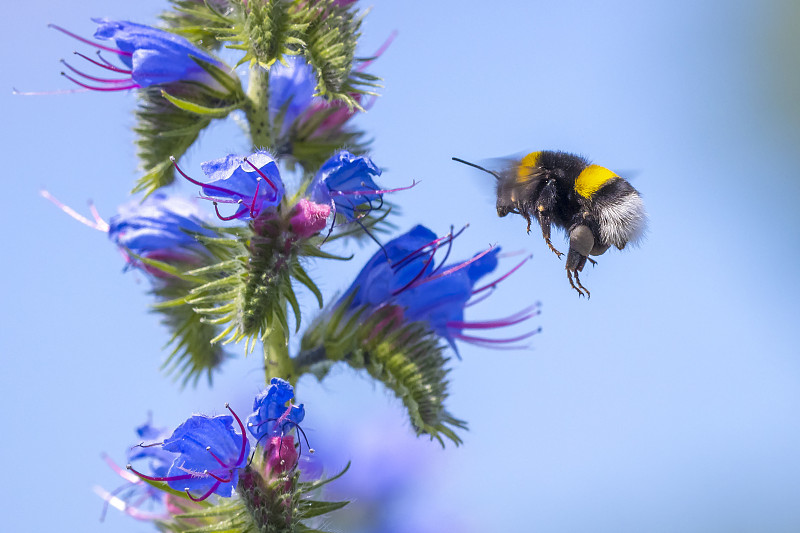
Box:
[587,257,597,267]
[573,269,590,299]
[521,211,533,234]
[566,225,595,298]
[566,270,588,298]
[539,219,563,259]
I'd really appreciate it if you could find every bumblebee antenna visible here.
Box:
[451,157,501,181]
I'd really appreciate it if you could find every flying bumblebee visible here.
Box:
[452,151,647,298]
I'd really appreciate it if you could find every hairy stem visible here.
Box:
[264,324,296,386]
[244,64,271,149]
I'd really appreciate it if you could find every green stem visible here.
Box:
[244,64,272,149]
[264,322,296,386]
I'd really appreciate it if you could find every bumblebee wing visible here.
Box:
[495,159,547,208]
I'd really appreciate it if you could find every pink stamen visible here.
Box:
[226,403,249,468]
[73,51,132,73]
[61,72,138,91]
[48,24,133,56]
[40,189,109,232]
[472,254,532,295]
[101,453,140,483]
[392,225,469,271]
[392,241,439,295]
[96,50,131,70]
[126,464,195,483]
[61,59,131,84]
[392,233,452,271]
[447,305,540,330]
[170,156,242,198]
[243,157,278,192]
[464,286,495,308]
[185,482,220,502]
[214,202,244,221]
[88,200,108,228]
[410,246,496,289]
[93,485,168,522]
[329,179,418,196]
[454,329,541,344]
[249,178,262,218]
[206,447,229,468]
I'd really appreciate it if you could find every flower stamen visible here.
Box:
[60,72,137,91]
[60,59,130,84]
[48,23,133,56]
[472,254,532,295]
[243,157,278,192]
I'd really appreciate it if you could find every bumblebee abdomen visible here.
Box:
[591,178,647,249]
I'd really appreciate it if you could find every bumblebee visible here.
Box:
[453,151,647,297]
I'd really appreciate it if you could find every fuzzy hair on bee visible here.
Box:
[452,151,647,298]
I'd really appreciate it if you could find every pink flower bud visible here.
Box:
[290,199,331,238]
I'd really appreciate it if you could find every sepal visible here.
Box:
[161,0,237,50]
[152,282,229,387]
[133,69,245,196]
[159,209,333,353]
[298,300,467,446]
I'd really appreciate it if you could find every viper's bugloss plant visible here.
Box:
[37,1,542,530]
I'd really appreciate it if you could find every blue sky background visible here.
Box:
[3,1,800,532]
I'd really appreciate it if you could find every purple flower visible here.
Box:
[247,378,305,442]
[173,151,285,221]
[340,225,540,354]
[308,150,385,221]
[129,406,251,501]
[107,193,214,276]
[51,19,227,91]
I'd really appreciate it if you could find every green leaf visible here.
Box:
[161,90,242,117]
[296,500,349,519]
[132,87,212,196]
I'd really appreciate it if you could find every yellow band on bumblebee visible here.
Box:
[516,151,542,182]
[575,164,617,198]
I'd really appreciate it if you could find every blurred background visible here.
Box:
[3,0,800,532]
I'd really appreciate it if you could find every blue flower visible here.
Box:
[340,225,539,353]
[129,406,250,501]
[269,56,317,135]
[52,19,228,91]
[108,193,214,276]
[308,150,384,222]
[175,151,285,221]
[247,378,306,442]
